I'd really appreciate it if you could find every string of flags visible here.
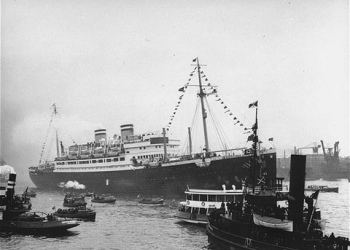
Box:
[166,59,274,145]
[166,58,257,135]
[214,92,249,132]
[246,100,274,144]
[166,63,198,131]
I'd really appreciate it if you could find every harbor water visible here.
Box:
[1,179,349,250]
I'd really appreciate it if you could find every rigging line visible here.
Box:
[39,108,56,164]
[179,98,201,154]
[45,131,55,162]
[191,105,200,154]
[205,98,231,150]
[182,98,200,154]
[207,97,228,137]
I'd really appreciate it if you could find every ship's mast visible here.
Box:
[53,104,60,158]
[56,130,60,158]
[162,128,168,162]
[252,106,258,193]
[195,57,210,153]
[39,103,59,164]
[188,127,192,155]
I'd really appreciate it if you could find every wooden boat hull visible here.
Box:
[253,214,293,232]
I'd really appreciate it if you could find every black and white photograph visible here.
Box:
[1,0,349,249]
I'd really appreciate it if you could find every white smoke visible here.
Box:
[0,165,16,176]
[64,180,86,189]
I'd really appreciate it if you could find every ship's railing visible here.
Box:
[54,164,143,172]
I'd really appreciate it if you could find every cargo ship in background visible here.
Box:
[29,58,277,196]
[277,141,350,181]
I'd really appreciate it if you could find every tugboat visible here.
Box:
[206,103,349,250]
[63,193,87,207]
[207,155,349,249]
[0,165,80,233]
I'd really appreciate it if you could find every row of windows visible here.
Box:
[136,154,176,160]
[57,157,125,165]
[186,194,242,202]
[138,145,177,150]
[56,165,129,171]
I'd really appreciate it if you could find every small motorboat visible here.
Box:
[0,212,80,233]
[91,194,116,203]
[82,192,95,197]
[253,213,293,232]
[22,188,37,198]
[53,206,96,221]
[63,193,87,207]
[305,185,338,193]
[138,197,164,205]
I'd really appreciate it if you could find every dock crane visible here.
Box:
[320,140,340,164]
[295,142,320,155]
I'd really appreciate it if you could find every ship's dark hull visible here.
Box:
[29,152,276,196]
[206,224,297,250]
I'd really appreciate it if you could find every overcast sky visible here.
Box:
[1,0,349,183]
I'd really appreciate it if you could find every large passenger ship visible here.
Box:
[29,58,277,196]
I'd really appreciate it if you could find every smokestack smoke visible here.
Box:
[64,180,86,189]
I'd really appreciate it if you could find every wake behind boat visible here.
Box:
[29,58,277,196]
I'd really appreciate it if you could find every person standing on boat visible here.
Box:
[220,202,226,214]
[304,195,314,222]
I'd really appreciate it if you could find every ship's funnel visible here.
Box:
[0,165,16,213]
[121,124,134,141]
[288,154,306,232]
[94,129,107,144]
[6,173,17,206]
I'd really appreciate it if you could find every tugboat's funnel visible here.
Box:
[288,155,306,232]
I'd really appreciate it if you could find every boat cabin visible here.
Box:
[175,187,244,224]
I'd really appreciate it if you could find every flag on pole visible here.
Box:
[248,101,258,108]
[247,134,254,142]
[192,58,197,62]
[310,190,320,200]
